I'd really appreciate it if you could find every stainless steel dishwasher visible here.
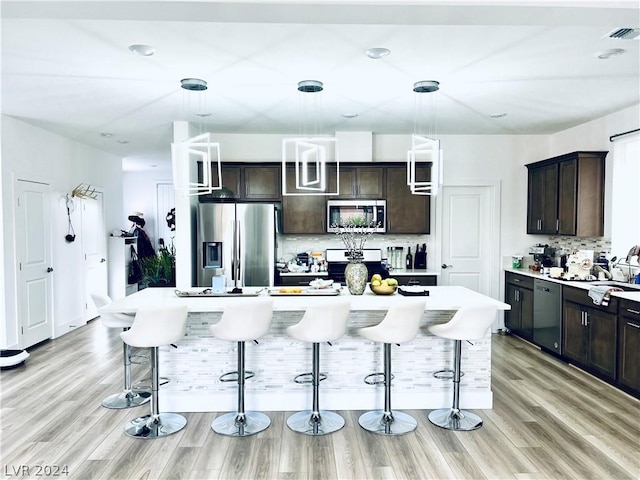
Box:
[533,279,562,354]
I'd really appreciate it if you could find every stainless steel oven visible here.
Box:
[326,200,386,233]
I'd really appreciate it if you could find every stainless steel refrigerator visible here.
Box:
[196,203,275,289]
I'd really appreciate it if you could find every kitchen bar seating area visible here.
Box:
[1,304,637,479]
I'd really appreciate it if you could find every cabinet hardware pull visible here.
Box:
[556,219,559,232]
[514,278,520,282]
[627,322,640,329]
[627,309,640,315]
[584,311,589,326]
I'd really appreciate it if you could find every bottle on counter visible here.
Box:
[406,246,413,270]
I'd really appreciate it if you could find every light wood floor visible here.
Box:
[1,318,638,480]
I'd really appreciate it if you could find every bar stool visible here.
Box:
[428,304,498,431]
[91,292,151,409]
[209,298,273,437]
[121,304,188,438]
[286,298,351,435]
[358,299,426,435]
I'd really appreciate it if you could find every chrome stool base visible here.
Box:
[287,410,345,436]
[102,390,150,409]
[212,411,271,437]
[358,410,417,436]
[428,408,482,431]
[124,413,187,439]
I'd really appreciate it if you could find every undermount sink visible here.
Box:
[591,281,640,292]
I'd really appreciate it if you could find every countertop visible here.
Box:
[102,285,510,314]
[278,269,438,277]
[504,267,640,302]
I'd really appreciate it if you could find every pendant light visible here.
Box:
[171,78,223,196]
[282,80,339,196]
[407,80,442,196]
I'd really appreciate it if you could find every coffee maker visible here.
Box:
[529,244,556,270]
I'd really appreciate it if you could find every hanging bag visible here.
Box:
[128,245,143,284]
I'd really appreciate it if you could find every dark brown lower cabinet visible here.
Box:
[505,272,534,341]
[562,287,617,381]
[618,300,640,394]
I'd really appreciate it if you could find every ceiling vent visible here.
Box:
[604,27,640,40]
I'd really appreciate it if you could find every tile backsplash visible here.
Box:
[277,233,431,264]
[547,236,611,257]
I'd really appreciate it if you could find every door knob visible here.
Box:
[46,267,54,273]
[441,264,453,269]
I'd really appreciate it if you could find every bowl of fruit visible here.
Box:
[369,274,398,295]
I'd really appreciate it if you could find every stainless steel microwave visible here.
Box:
[326,200,386,233]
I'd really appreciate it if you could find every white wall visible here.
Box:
[550,104,640,240]
[122,170,174,249]
[1,115,123,348]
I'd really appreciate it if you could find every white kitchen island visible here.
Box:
[101,286,510,413]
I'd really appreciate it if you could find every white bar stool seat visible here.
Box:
[428,305,498,431]
[121,304,188,439]
[209,298,273,437]
[286,298,351,435]
[358,299,426,435]
[91,292,151,409]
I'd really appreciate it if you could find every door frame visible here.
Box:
[435,179,502,302]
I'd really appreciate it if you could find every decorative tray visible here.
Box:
[267,287,340,296]
[174,289,260,298]
[398,287,430,296]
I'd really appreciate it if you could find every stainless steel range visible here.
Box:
[325,249,387,283]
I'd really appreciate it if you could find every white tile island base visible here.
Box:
[101,287,509,413]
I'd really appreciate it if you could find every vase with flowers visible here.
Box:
[332,217,379,295]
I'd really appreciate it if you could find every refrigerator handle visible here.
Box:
[231,219,238,282]
[236,219,242,283]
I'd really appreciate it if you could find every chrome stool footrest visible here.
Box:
[293,372,327,384]
[219,370,255,382]
[432,369,464,380]
[364,372,394,385]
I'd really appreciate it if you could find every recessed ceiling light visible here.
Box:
[341,113,358,119]
[364,47,391,60]
[181,78,208,91]
[490,113,507,118]
[596,48,625,59]
[100,132,113,138]
[128,44,155,56]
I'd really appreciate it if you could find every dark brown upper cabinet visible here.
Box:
[329,166,385,199]
[526,151,607,236]
[197,163,281,202]
[385,165,430,234]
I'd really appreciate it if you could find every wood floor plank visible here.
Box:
[1,319,639,480]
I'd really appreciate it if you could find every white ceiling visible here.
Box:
[2,1,639,171]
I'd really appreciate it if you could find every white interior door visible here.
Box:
[439,184,498,297]
[15,179,53,348]
[81,191,108,320]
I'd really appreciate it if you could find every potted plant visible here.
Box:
[141,243,176,288]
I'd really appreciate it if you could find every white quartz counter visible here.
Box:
[504,267,640,302]
[101,285,510,315]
